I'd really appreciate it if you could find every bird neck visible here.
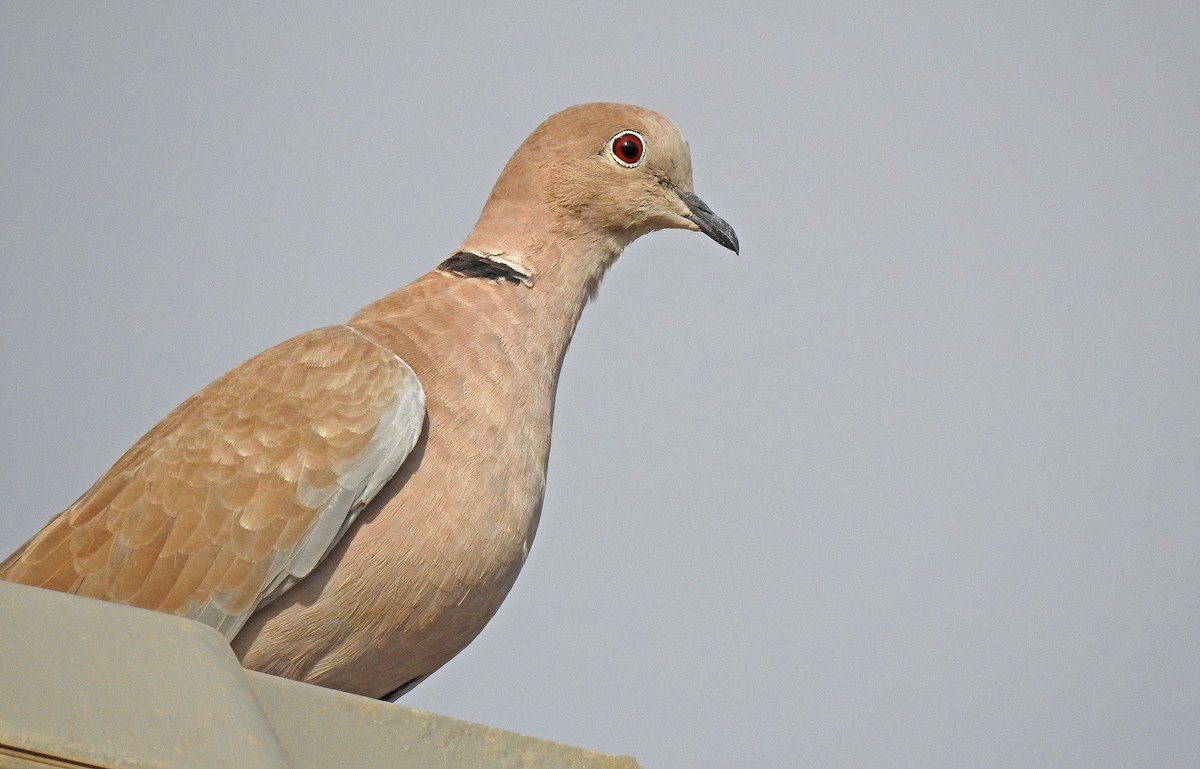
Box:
[349,231,626,391]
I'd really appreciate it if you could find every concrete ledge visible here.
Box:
[0,581,640,769]
[249,672,640,769]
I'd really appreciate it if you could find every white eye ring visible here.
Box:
[607,130,646,168]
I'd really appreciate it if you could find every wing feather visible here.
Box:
[0,324,425,638]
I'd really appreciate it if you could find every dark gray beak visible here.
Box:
[677,188,740,254]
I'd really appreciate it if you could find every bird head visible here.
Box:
[460,103,738,288]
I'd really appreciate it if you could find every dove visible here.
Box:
[1,102,738,699]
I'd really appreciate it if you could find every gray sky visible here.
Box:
[2,4,1198,768]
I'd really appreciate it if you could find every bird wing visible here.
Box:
[0,324,425,639]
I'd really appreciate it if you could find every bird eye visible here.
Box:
[609,131,645,168]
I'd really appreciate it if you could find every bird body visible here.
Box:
[237,268,579,697]
[1,103,737,698]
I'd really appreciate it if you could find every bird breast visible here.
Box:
[234,278,559,697]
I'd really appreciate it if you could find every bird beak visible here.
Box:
[675,188,740,254]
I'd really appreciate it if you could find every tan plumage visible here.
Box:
[1,103,738,699]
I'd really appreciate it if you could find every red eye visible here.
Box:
[610,131,645,167]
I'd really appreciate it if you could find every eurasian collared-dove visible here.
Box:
[1,103,738,699]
